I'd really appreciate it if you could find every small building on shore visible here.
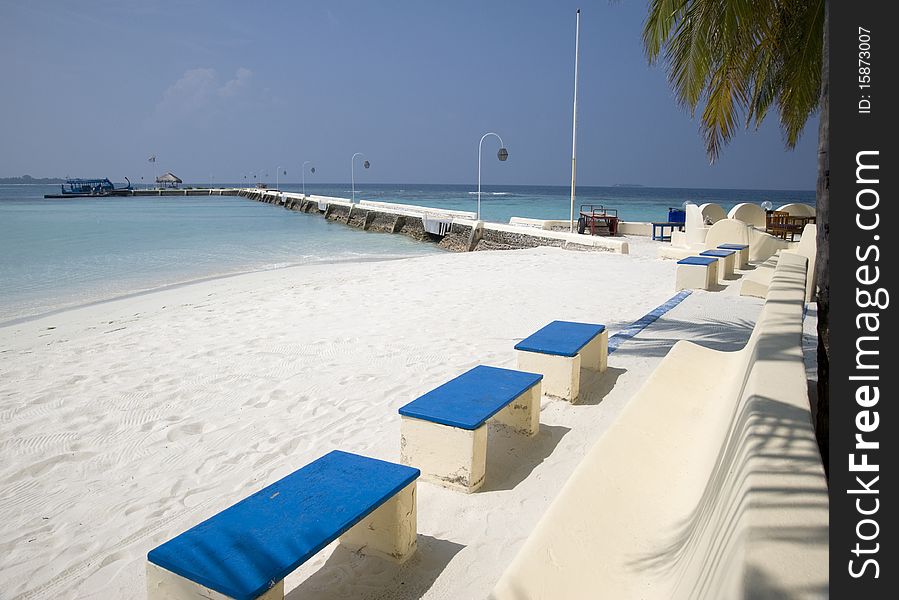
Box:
[156,172,182,189]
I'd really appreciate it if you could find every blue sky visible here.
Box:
[1,0,818,189]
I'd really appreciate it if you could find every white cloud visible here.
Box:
[153,67,253,120]
[219,67,252,97]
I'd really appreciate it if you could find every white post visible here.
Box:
[569,8,581,233]
[477,132,504,221]
[276,166,280,190]
[351,152,366,204]
[302,160,312,197]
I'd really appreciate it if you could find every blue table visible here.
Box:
[651,221,685,241]
[148,451,420,600]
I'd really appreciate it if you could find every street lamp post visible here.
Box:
[477,132,509,220]
[302,161,315,198]
[351,152,370,204]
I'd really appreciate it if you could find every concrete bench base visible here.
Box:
[148,563,286,600]
[700,251,736,282]
[338,481,418,562]
[718,244,750,269]
[516,330,608,401]
[147,481,417,600]
[400,382,540,493]
[676,260,718,291]
[146,451,418,600]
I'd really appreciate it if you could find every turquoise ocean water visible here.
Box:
[0,183,813,323]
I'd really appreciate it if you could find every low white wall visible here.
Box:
[493,252,827,599]
[509,217,652,237]
[360,200,477,220]
[483,222,629,254]
[617,221,653,236]
[727,203,766,228]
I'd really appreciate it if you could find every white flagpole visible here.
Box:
[569,9,581,233]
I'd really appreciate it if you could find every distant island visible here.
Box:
[0,174,65,184]
[612,183,646,188]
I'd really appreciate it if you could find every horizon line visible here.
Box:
[1,178,816,194]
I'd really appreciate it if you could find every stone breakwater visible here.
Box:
[239,188,629,254]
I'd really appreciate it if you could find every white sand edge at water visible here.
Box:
[0,243,769,599]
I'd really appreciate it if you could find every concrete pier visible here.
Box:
[238,188,630,254]
[116,187,631,253]
[127,188,244,197]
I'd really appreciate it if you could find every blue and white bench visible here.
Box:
[675,256,719,291]
[513,320,608,402]
[146,451,420,600]
[699,248,737,282]
[717,243,750,269]
[398,365,542,493]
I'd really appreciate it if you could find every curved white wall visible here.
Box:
[727,203,766,228]
[698,203,727,225]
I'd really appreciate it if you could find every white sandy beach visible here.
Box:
[0,242,780,599]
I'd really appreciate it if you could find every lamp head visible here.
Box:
[363,160,370,169]
[310,167,315,174]
[761,201,773,211]
[497,148,509,161]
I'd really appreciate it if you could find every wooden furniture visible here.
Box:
[765,210,808,241]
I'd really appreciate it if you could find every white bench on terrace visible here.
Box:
[717,242,750,269]
[399,365,543,493]
[514,321,608,402]
[492,251,828,599]
[675,255,719,291]
[146,451,419,600]
[699,248,737,282]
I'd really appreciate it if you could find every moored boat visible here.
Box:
[44,177,132,198]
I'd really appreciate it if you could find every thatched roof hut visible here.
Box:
[156,172,182,188]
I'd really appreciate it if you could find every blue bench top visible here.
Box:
[718,243,749,250]
[514,320,606,357]
[147,451,419,600]
[700,249,736,257]
[677,256,718,266]
[398,365,542,430]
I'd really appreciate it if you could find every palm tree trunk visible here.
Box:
[814,0,830,479]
